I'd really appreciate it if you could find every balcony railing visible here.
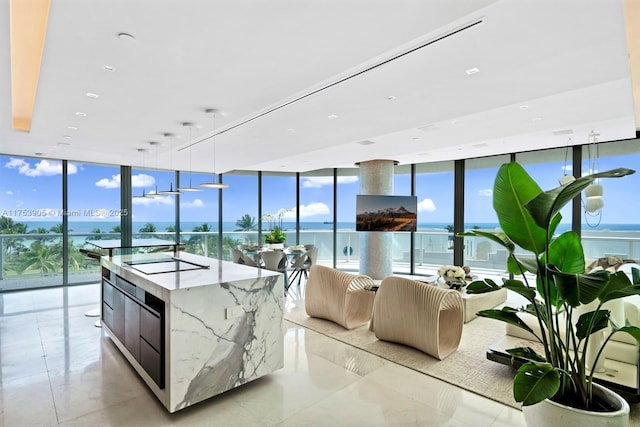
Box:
[2,228,638,291]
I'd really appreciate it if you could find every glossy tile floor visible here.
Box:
[0,282,526,426]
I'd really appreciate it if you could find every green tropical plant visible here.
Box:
[17,240,60,274]
[235,214,257,231]
[264,227,286,244]
[462,162,639,410]
[263,210,288,244]
[139,222,157,233]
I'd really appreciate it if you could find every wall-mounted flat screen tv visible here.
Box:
[356,195,417,232]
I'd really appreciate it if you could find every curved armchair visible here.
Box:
[371,276,463,360]
[305,265,375,329]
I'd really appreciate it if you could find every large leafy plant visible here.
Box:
[463,162,639,410]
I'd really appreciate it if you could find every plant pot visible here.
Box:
[269,243,285,250]
[522,383,630,427]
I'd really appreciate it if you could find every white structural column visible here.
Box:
[358,159,396,279]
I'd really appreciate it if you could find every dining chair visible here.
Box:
[298,247,318,282]
[238,251,260,268]
[287,253,309,288]
[231,248,243,264]
[260,250,289,290]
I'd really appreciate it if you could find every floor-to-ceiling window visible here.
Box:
[179,171,220,259]
[581,137,640,261]
[463,154,510,273]
[222,172,259,254]
[2,136,638,292]
[299,169,335,265]
[392,164,412,274]
[0,156,63,290]
[67,162,121,284]
[414,161,455,274]
[335,168,359,270]
[130,166,176,241]
[262,172,297,248]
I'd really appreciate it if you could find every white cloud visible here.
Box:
[301,176,358,188]
[181,199,205,208]
[4,158,75,177]
[132,174,156,188]
[478,189,493,197]
[417,198,436,212]
[299,202,330,217]
[96,174,121,189]
[279,203,330,218]
[561,165,573,173]
[5,190,13,195]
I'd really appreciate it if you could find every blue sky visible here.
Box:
[1,153,638,227]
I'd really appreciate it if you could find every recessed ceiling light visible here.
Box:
[86,92,100,99]
[532,117,542,122]
[75,111,87,117]
[62,135,72,139]
[287,128,295,133]
[357,140,375,146]
[148,141,161,146]
[67,126,78,130]
[102,65,115,72]
[56,142,71,147]
[117,32,135,40]
[387,95,396,100]
[412,137,421,141]
[552,129,574,136]
[327,114,339,119]
[465,67,480,75]
[519,105,529,109]
[34,152,45,156]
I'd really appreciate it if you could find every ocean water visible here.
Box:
[10,220,640,234]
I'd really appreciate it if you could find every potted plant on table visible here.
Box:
[461,162,638,426]
[263,209,288,249]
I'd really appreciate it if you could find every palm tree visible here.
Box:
[0,216,29,254]
[234,214,257,231]
[139,223,157,233]
[110,225,121,233]
[29,227,50,234]
[49,223,67,233]
[0,216,16,233]
[165,224,182,232]
[187,223,212,255]
[17,240,59,274]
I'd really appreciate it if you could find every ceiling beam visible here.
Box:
[10,0,51,132]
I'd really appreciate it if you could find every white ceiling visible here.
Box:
[0,0,637,174]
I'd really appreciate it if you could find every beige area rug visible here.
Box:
[285,309,519,409]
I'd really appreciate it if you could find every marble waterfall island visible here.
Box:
[100,252,284,412]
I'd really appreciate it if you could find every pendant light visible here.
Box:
[133,148,155,199]
[177,122,203,192]
[146,141,165,197]
[584,131,604,227]
[200,108,229,189]
[158,132,180,195]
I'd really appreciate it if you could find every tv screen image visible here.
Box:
[356,195,417,232]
